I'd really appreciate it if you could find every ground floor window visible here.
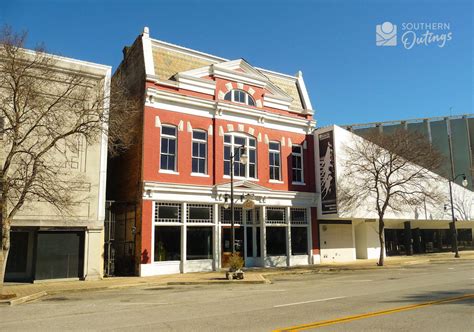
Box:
[291,227,308,255]
[266,227,286,256]
[154,226,181,261]
[187,227,213,260]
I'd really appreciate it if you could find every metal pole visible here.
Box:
[448,179,459,258]
[447,123,459,258]
[230,151,235,254]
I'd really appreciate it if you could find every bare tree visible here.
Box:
[0,26,138,291]
[452,189,473,221]
[338,128,444,266]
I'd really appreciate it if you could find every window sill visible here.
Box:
[269,179,284,184]
[223,175,259,182]
[191,173,210,178]
[159,169,180,175]
[292,182,306,186]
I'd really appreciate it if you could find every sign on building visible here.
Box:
[319,131,337,214]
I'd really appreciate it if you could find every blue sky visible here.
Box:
[1,0,472,126]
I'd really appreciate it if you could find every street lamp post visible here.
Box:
[448,173,468,258]
[224,145,248,254]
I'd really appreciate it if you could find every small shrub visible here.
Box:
[228,253,244,272]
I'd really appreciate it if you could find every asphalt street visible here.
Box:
[1,260,473,331]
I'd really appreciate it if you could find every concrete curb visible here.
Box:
[0,291,47,306]
[167,279,268,285]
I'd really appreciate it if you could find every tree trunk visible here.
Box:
[0,249,9,294]
[1,215,12,292]
[378,217,385,266]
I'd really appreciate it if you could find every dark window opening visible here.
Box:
[154,226,181,261]
[291,227,308,255]
[266,227,286,256]
[187,227,213,260]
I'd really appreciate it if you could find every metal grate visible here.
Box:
[245,208,260,225]
[154,202,181,223]
[220,206,243,224]
[266,207,286,224]
[187,204,213,223]
[290,208,307,225]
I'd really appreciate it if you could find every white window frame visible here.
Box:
[224,89,256,106]
[223,133,257,179]
[291,144,304,184]
[269,141,281,181]
[191,129,207,175]
[160,125,177,172]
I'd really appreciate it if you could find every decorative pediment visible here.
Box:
[175,59,292,102]
[214,180,272,193]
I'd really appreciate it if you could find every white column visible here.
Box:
[307,207,314,264]
[213,203,219,271]
[261,206,266,267]
[286,206,291,267]
[181,202,187,273]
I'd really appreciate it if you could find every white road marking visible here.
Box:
[274,296,346,308]
[448,268,455,270]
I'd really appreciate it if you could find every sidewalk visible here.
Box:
[1,271,268,305]
[2,250,473,306]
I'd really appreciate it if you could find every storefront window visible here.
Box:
[187,227,213,260]
[291,227,308,255]
[154,226,181,261]
[266,227,286,256]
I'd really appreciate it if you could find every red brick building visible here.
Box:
[108,27,319,276]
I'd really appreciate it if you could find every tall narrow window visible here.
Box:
[192,130,207,174]
[160,125,177,171]
[292,145,304,183]
[224,133,257,178]
[269,142,281,180]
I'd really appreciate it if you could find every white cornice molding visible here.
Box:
[143,181,318,203]
[145,87,315,134]
[174,73,216,95]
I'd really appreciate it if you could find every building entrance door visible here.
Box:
[243,208,261,267]
[221,226,244,267]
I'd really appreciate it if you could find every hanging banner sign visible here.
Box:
[319,131,337,215]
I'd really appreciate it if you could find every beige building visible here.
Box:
[3,52,110,282]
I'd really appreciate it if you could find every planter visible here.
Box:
[226,269,245,280]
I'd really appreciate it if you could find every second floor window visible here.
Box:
[224,134,257,178]
[192,130,207,174]
[292,145,304,183]
[160,125,177,171]
[269,142,281,180]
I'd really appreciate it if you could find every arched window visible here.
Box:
[224,89,256,106]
